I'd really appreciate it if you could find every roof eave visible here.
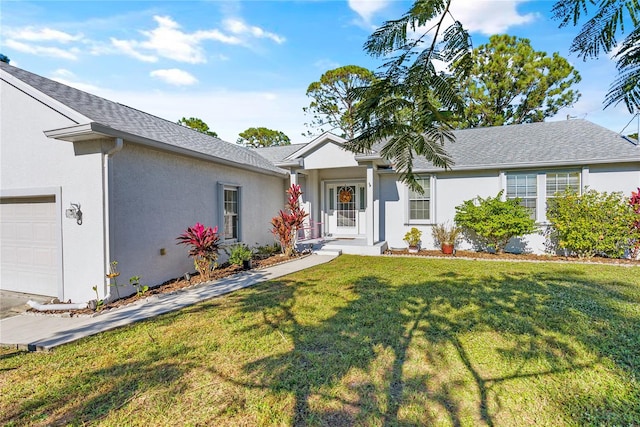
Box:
[45,122,288,178]
[406,157,640,173]
[275,159,304,168]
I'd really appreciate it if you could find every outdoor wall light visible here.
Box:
[65,203,83,225]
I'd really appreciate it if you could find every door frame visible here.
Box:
[322,179,366,237]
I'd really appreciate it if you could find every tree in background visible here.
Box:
[304,65,375,139]
[178,117,218,138]
[348,0,472,191]
[553,0,639,112]
[452,34,581,128]
[0,54,9,64]
[237,127,291,148]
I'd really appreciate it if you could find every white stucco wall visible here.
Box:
[108,143,287,294]
[304,143,359,170]
[588,164,640,194]
[1,78,106,302]
[381,163,640,254]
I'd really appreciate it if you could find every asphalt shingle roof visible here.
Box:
[0,62,286,176]
[254,119,639,171]
[251,143,309,163]
[406,120,639,171]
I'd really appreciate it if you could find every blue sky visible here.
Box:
[1,0,636,142]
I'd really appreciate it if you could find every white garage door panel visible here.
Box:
[0,198,58,296]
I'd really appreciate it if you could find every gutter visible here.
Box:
[45,122,288,178]
[101,138,123,303]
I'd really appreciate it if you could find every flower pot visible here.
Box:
[408,246,420,254]
[242,259,253,270]
[441,243,454,255]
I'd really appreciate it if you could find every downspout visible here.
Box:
[101,137,123,303]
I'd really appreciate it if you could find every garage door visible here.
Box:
[0,196,59,296]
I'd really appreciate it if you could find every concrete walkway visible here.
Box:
[0,254,337,351]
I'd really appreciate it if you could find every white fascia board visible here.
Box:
[46,122,288,178]
[275,159,304,168]
[1,70,90,125]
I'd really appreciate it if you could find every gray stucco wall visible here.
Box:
[1,78,106,303]
[108,143,287,293]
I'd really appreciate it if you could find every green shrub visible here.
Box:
[454,191,536,253]
[253,243,281,259]
[227,244,253,266]
[546,189,636,258]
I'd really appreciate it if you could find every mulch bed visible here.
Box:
[389,249,640,265]
[27,253,304,317]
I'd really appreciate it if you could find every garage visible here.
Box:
[0,196,59,297]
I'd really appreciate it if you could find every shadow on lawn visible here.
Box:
[224,261,638,426]
[4,260,637,425]
[2,342,196,425]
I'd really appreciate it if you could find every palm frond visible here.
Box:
[605,26,640,111]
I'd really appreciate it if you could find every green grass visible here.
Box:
[1,256,639,426]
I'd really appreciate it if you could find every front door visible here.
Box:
[326,183,366,236]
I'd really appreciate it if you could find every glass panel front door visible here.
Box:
[336,185,356,228]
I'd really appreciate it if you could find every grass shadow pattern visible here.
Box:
[1,256,638,425]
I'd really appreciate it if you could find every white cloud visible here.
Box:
[111,38,158,62]
[111,15,235,64]
[4,39,79,60]
[313,59,341,70]
[6,27,83,43]
[348,0,391,25]
[110,15,283,64]
[223,18,286,44]
[150,68,198,86]
[448,0,537,35]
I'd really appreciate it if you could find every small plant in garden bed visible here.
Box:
[432,222,461,254]
[176,223,221,281]
[404,227,422,253]
[129,275,149,297]
[253,242,281,260]
[227,243,254,269]
[271,184,308,256]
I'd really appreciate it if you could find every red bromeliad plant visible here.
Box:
[271,184,308,256]
[176,222,221,280]
[630,188,640,258]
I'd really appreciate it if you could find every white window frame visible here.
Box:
[543,170,581,223]
[546,171,581,198]
[506,172,537,220]
[503,169,582,223]
[407,175,433,224]
[218,183,241,242]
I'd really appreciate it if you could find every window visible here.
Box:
[546,172,580,197]
[223,187,238,240]
[506,173,537,219]
[408,176,430,221]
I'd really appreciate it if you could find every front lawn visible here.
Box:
[1,256,638,426]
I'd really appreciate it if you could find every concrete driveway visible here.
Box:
[0,290,51,319]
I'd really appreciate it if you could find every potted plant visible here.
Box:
[432,222,461,254]
[403,227,422,253]
[228,243,254,269]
